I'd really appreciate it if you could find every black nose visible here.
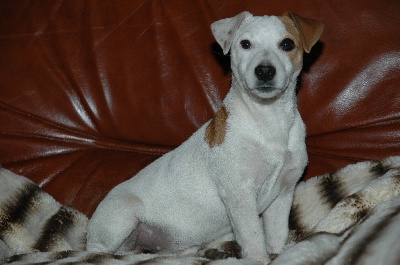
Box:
[255,65,276,81]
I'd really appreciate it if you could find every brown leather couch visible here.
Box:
[1,0,399,218]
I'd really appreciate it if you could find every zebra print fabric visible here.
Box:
[0,168,87,259]
[1,156,400,265]
[275,156,400,265]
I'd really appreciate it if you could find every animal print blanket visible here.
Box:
[1,156,400,265]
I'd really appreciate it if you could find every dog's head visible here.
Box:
[211,11,324,100]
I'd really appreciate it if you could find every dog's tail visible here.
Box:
[289,156,400,242]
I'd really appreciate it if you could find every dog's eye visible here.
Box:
[240,40,252,49]
[280,38,295,51]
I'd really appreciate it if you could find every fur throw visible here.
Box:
[1,156,400,265]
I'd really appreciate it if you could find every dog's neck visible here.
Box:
[225,76,300,123]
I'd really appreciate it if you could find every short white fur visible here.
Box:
[87,11,323,264]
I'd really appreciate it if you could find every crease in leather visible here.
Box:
[0,102,173,155]
[332,52,400,119]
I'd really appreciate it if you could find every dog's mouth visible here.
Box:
[255,85,276,93]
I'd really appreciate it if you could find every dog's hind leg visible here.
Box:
[87,192,143,253]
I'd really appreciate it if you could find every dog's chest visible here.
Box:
[229,109,307,208]
[251,154,303,217]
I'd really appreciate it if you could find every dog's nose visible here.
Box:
[255,65,276,81]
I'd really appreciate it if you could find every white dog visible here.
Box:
[87,11,323,264]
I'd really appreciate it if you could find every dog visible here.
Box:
[87,11,323,264]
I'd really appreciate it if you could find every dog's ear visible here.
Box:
[283,11,324,53]
[211,11,252,55]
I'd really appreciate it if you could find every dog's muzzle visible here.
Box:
[255,65,276,82]
[254,65,276,92]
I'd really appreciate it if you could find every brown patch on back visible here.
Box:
[205,106,228,148]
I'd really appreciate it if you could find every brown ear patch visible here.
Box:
[279,16,304,72]
[282,11,324,53]
[205,106,228,148]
